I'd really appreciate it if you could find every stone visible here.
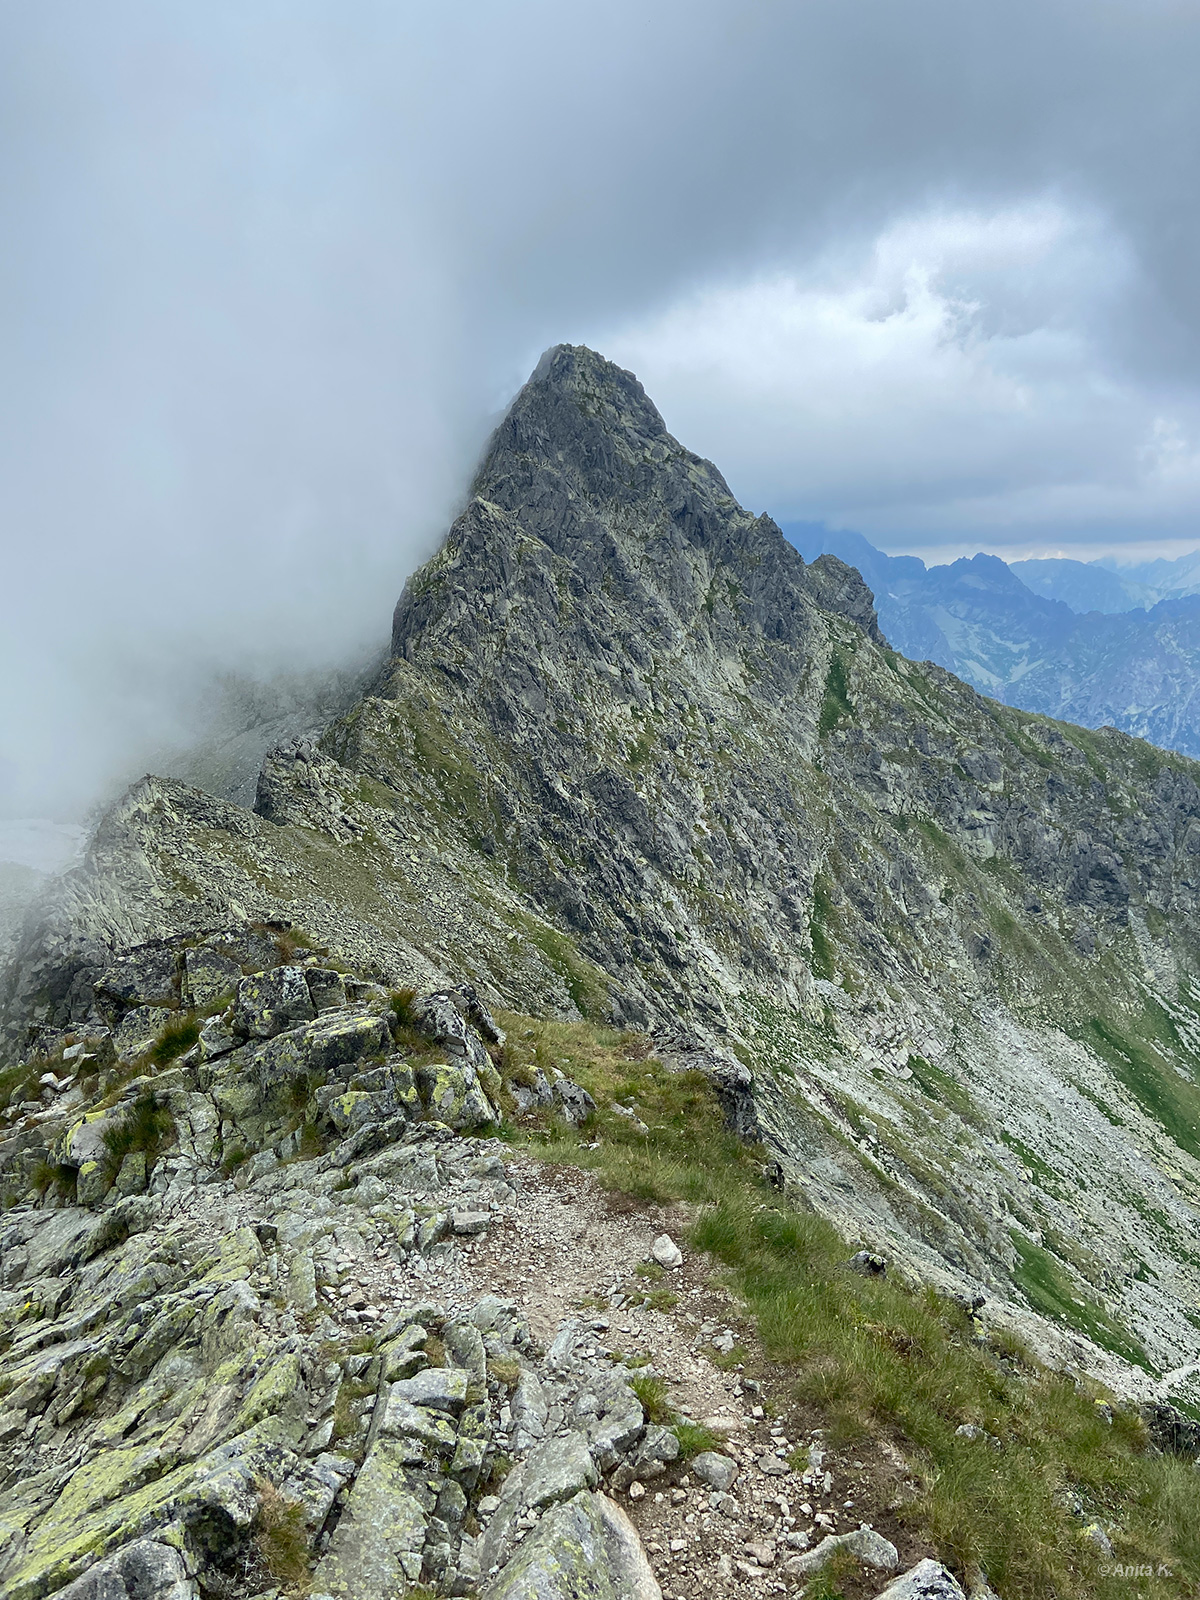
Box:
[94,946,179,1013]
[452,1209,489,1236]
[871,1559,969,1599]
[522,1431,600,1509]
[512,1367,549,1451]
[481,1491,660,1600]
[650,1234,682,1269]
[757,1454,790,1476]
[311,1439,428,1599]
[306,967,349,1012]
[52,1537,195,1600]
[388,1367,470,1415]
[552,1078,596,1126]
[233,966,316,1039]
[183,946,242,1009]
[1082,1522,1113,1557]
[114,1005,174,1060]
[691,1451,737,1492]
[416,1060,495,1131]
[786,1526,900,1576]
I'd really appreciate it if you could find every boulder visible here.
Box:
[416,1059,495,1130]
[387,1367,469,1415]
[310,1439,428,1597]
[52,1538,196,1600]
[306,967,349,1012]
[94,946,180,1013]
[233,966,316,1039]
[114,1005,174,1060]
[691,1451,737,1492]
[553,1077,596,1125]
[182,947,241,1009]
[481,1490,660,1600]
[786,1525,900,1576]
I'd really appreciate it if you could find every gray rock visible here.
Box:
[311,1439,428,1597]
[872,1559,969,1599]
[183,946,241,1009]
[787,1526,900,1576]
[650,1234,682,1269]
[522,1430,600,1509]
[512,1367,549,1451]
[306,967,348,1012]
[690,1451,737,1492]
[481,1491,660,1600]
[388,1367,470,1415]
[552,1078,596,1126]
[233,965,316,1039]
[114,1004,174,1060]
[52,1539,196,1600]
[452,1209,489,1236]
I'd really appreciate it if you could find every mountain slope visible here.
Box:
[8,347,1200,1410]
[788,525,1200,758]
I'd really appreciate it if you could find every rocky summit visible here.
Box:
[3,346,1200,1598]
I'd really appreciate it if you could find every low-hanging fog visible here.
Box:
[3,0,1200,829]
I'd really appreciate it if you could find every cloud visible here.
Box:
[2,1,1200,819]
[596,202,1200,547]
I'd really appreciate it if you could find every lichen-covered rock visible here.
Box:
[232,965,316,1039]
[182,946,241,1010]
[306,967,348,1012]
[481,1491,661,1600]
[113,1005,174,1061]
[416,1059,495,1131]
[310,1439,429,1598]
[51,1537,196,1600]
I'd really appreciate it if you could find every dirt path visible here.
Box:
[344,1149,937,1598]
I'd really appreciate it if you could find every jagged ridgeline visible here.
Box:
[5,346,1200,1597]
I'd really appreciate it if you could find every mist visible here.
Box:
[3,1,1200,823]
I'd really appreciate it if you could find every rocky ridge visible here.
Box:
[0,932,972,1600]
[5,345,1200,1592]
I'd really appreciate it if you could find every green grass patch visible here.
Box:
[102,1093,175,1174]
[673,1419,725,1459]
[817,653,854,736]
[1009,1232,1149,1370]
[147,1015,199,1066]
[905,1053,977,1121]
[629,1372,673,1423]
[1083,1015,1200,1160]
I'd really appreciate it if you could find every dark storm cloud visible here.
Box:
[2,0,1199,817]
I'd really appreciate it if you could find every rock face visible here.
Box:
[7,342,1200,1418]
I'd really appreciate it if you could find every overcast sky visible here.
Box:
[3,1,1200,820]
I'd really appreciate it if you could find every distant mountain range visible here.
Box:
[784,525,1200,759]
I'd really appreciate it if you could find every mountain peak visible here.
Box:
[392,347,880,671]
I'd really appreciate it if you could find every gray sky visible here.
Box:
[2,1,1200,819]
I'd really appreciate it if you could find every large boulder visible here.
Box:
[310,1440,428,1598]
[52,1538,196,1600]
[481,1491,660,1600]
[232,966,316,1039]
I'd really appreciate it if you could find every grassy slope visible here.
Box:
[494,1014,1200,1600]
